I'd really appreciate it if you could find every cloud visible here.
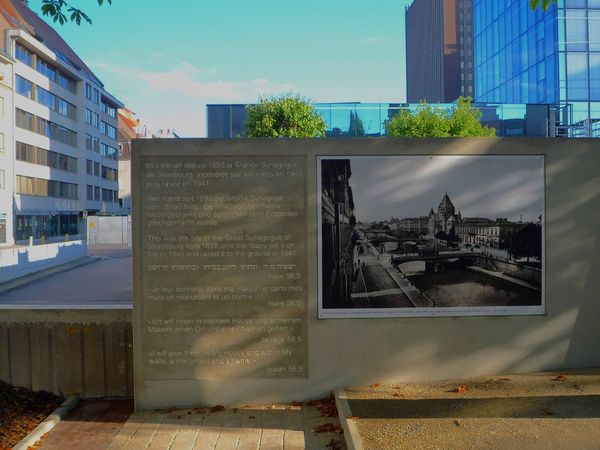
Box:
[89,61,297,136]
[359,36,385,45]
[94,62,295,101]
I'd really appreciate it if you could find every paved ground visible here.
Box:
[339,368,600,450]
[37,400,346,450]
[0,245,132,308]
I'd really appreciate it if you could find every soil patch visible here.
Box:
[0,381,63,450]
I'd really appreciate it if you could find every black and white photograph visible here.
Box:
[318,155,545,318]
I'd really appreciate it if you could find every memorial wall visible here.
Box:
[139,155,307,379]
[133,138,600,410]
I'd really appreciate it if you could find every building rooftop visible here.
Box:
[0,0,103,86]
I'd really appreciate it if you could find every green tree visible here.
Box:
[40,0,110,25]
[246,95,326,138]
[530,0,557,12]
[384,97,496,138]
[348,111,365,137]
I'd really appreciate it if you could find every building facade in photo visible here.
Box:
[0,0,123,244]
[405,0,474,103]
[474,0,600,136]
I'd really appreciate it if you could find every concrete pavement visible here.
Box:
[0,245,132,308]
[37,400,347,450]
[338,369,600,450]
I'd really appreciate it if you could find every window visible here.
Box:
[87,185,94,200]
[15,43,32,66]
[0,170,4,190]
[86,108,92,125]
[37,87,57,111]
[16,142,76,173]
[93,88,99,104]
[16,75,34,99]
[101,100,117,118]
[16,108,35,131]
[0,133,3,153]
[85,83,92,100]
[101,121,117,139]
[93,137,100,153]
[36,58,56,82]
[93,112,99,128]
[94,161,100,177]
[86,159,93,175]
[85,134,93,151]
[58,72,76,93]
[57,98,76,119]
[94,186,100,201]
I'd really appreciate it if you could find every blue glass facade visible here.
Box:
[474,0,600,132]
[206,103,549,138]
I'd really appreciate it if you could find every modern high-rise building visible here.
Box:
[405,0,474,103]
[0,0,123,245]
[473,0,600,135]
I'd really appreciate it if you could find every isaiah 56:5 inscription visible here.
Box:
[140,156,307,379]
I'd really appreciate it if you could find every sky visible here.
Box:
[30,0,413,137]
[337,155,545,223]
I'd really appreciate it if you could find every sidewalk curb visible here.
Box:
[0,256,100,296]
[335,388,364,450]
[12,395,80,450]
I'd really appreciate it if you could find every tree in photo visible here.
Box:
[246,94,326,138]
[385,97,496,138]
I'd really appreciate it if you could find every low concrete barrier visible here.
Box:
[0,309,132,398]
[0,241,87,283]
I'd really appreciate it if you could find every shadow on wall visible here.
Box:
[0,240,87,283]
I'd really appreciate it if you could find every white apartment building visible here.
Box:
[0,49,14,246]
[1,0,122,244]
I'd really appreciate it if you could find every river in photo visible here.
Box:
[399,262,540,307]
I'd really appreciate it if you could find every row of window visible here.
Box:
[16,75,77,119]
[16,108,77,146]
[86,108,100,128]
[85,159,118,182]
[100,143,118,160]
[15,214,79,241]
[16,175,78,199]
[85,83,100,104]
[86,185,118,203]
[100,121,117,139]
[16,141,77,173]
[101,100,117,118]
[15,43,77,93]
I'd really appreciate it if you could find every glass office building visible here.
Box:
[474,0,600,136]
[206,102,552,138]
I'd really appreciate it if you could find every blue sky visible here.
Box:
[30,0,412,136]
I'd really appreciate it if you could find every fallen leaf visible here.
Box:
[346,415,359,419]
[454,419,461,427]
[314,423,344,434]
[573,384,583,391]
[453,385,468,393]
[209,405,225,412]
[554,374,568,382]
[370,383,381,388]
[540,408,554,416]
[392,392,403,398]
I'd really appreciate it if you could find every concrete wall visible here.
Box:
[132,138,600,409]
[0,240,86,283]
[87,216,131,246]
[0,309,133,398]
